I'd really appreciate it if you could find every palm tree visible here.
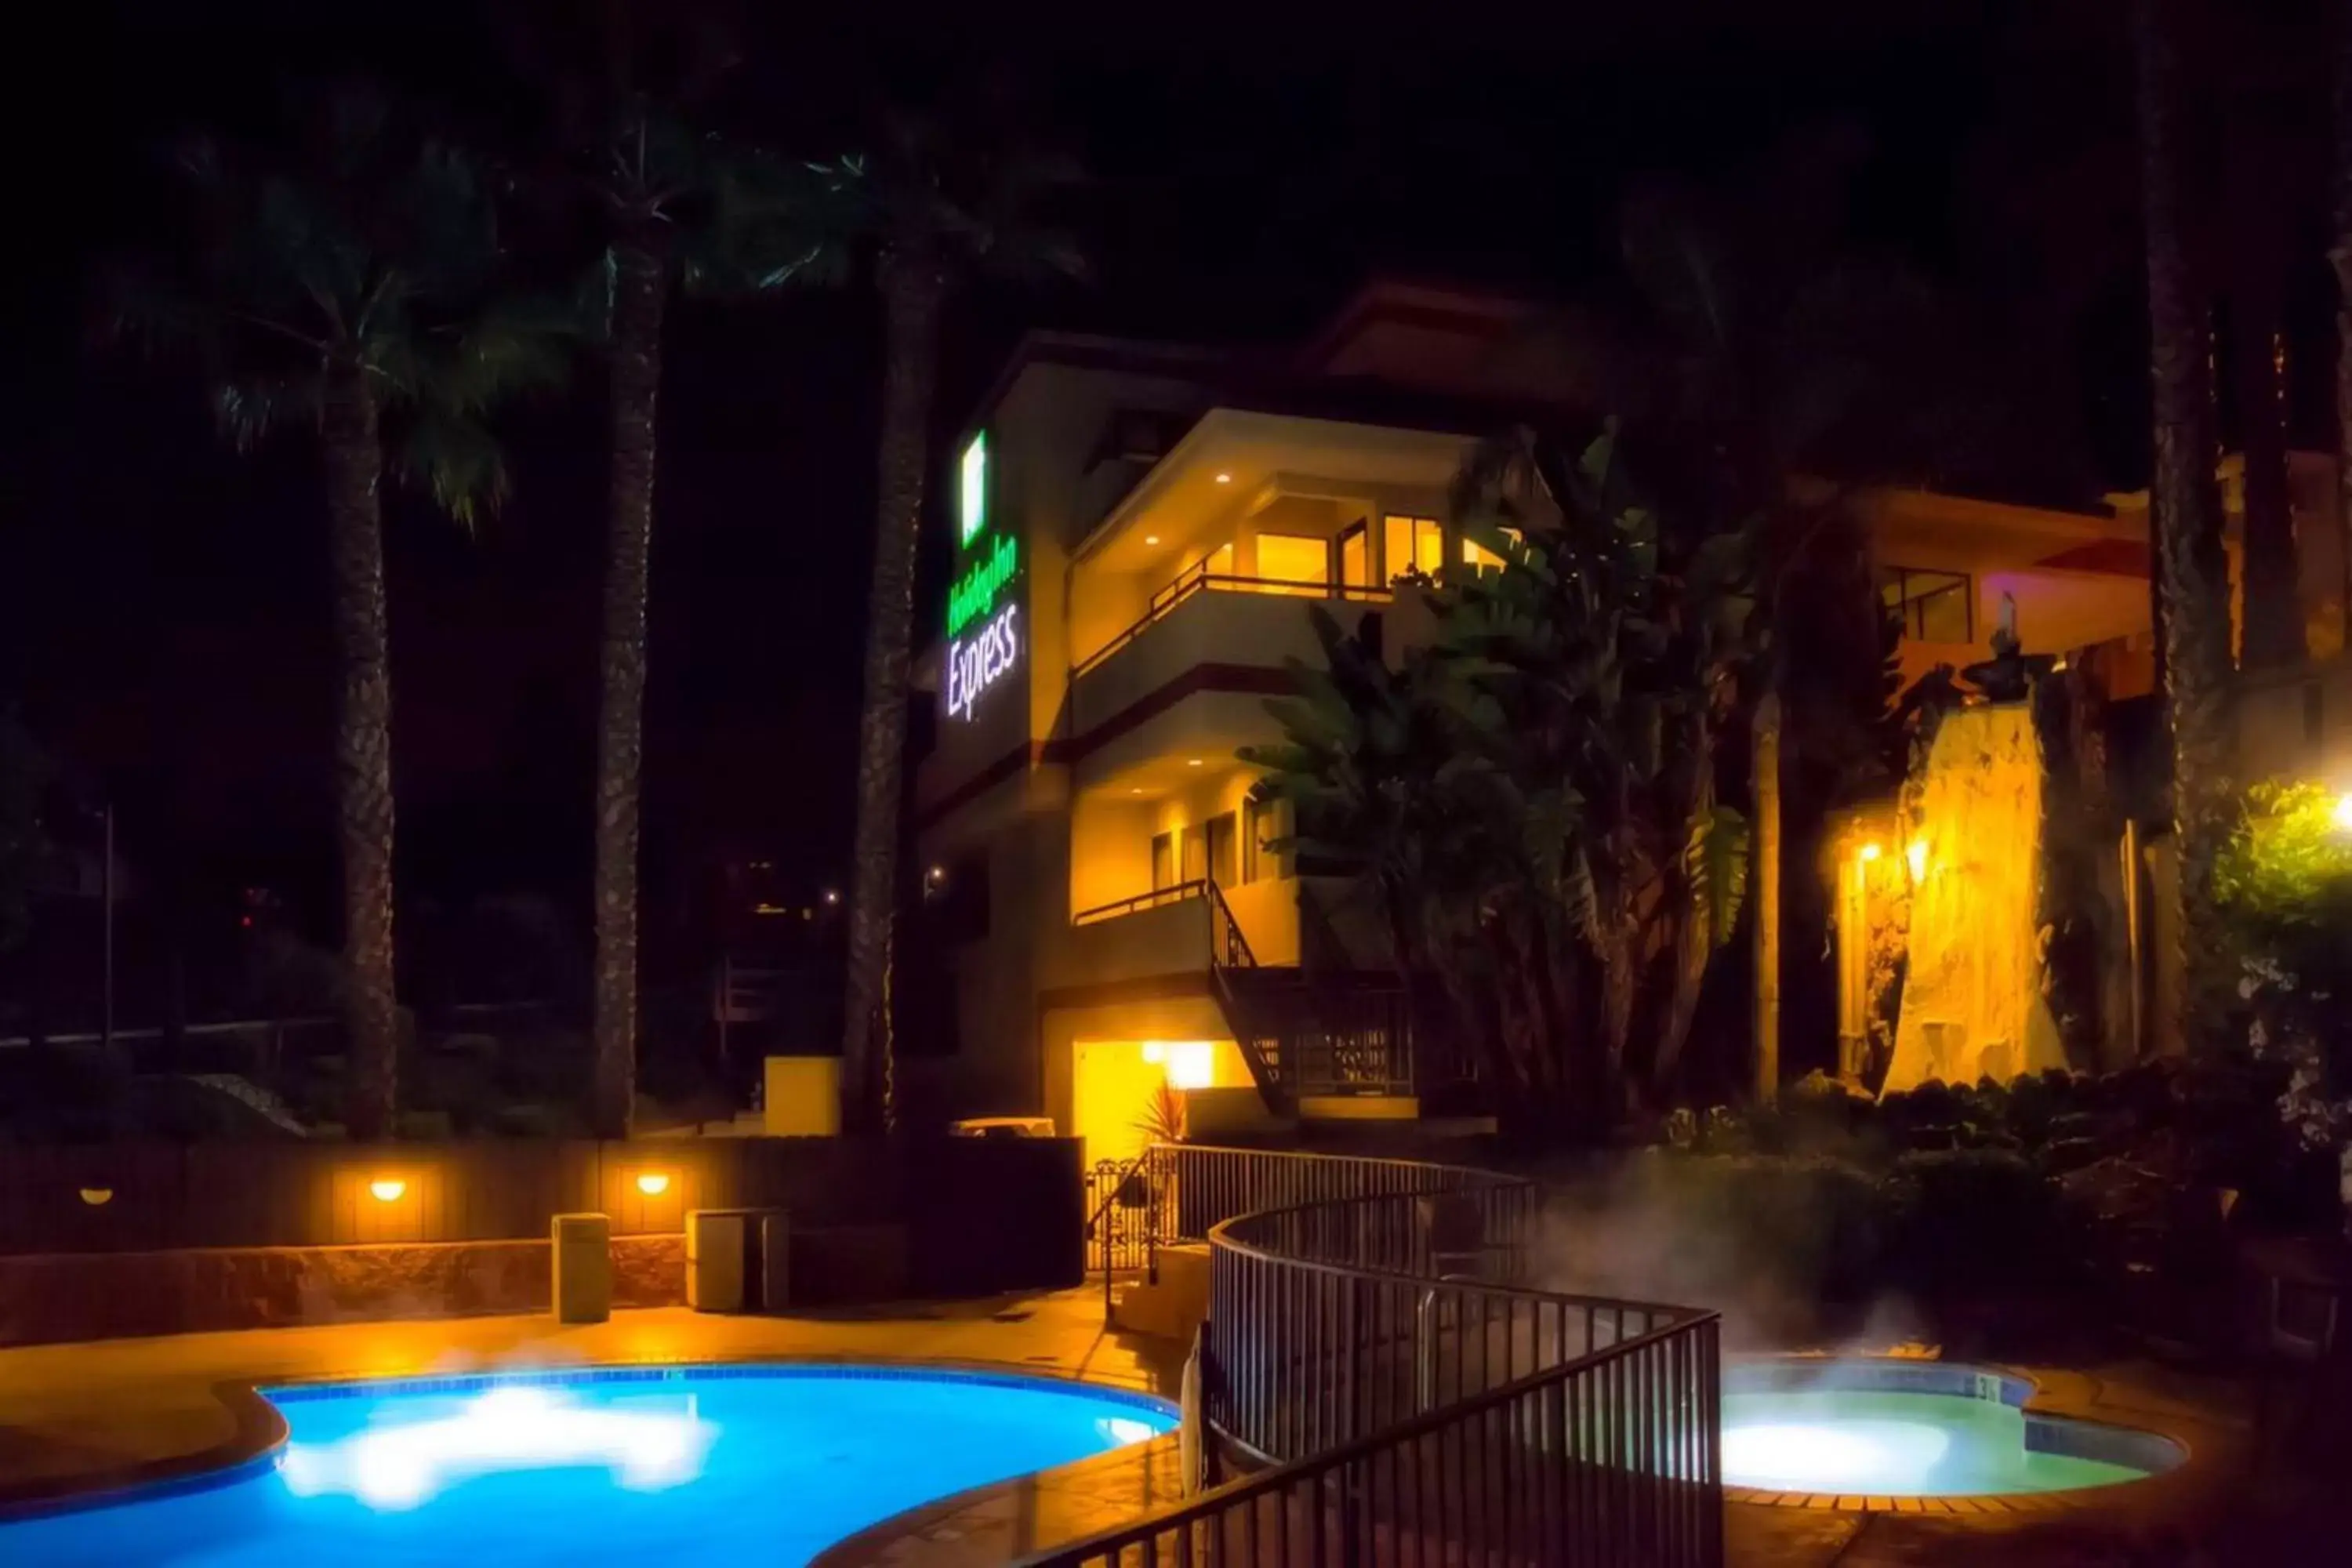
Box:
[119,93,557,1137]
[828,115,1080,1134]
[2336,1,2352,644]
[2227,5,2304,669]
[564,107,827,1138]
[2132,0,2237,1053]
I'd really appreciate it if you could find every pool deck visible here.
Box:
[0,1301,2305,1566]
[0,1290,1188,1563]
[1728,1356,2259,1566]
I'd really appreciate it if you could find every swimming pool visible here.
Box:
[1722,1359,2184,1501]
[0,1365,1175,1566]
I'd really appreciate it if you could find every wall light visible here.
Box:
[1906,839,1928,884]
[1857,842,1883,864]
[1187,757,1203,768]
[2332,792,2352,833]
[369,1178,407,1203]
[822,888,840,906]
[79,1187,114,1207]
[1214,473,1232,485]
[1144,534,1160,546]
[635,1172,671,1197]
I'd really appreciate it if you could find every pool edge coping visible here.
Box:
[0,1355,1177,1526]
[1720,1354,2208,1516]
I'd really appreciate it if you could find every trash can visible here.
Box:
[552,1212,612,1324]
[687,1207,789,1312]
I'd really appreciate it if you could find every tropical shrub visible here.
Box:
[2215,780,2352,1153]
[1247,426,1757,1134]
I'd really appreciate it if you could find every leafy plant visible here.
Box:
[1249,423,1759,1133]
[1133,1082,1187,1146]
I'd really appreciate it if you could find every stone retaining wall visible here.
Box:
[0,1234,686,1346]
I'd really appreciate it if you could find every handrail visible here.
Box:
[1072,565,1393,680]
[1070,880,1206,927]
[1029,1311,1712,1564]
[1025,1145,1722,1567]
[1203,876,1258,969]
[1085,1146,1159,1319]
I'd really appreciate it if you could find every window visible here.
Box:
[1151,832,1175,891]
[1181,829,1207,884]
[1243,797,1280,883]
[1882,568,1973,643]
[1255,532,1330,588]
[1384,516,1445,583]
[1461,526,1524,572]
[1204,813,1237,887]
[1338,521,1370,589]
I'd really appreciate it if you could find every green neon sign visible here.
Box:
[946,532,1019,638]
[958,433,988,547]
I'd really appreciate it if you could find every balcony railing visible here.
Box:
[1070,880,1209,927]
[1073,562,1392,679]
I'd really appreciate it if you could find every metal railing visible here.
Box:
[1029,1146,1722,1568]
[1072,880,1210,927]
[1073,565,1393,679]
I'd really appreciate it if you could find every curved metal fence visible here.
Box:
[1033,1145,1722,1568]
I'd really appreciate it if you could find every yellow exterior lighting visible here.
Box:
[2332,791,2352,833]
[1144,534,1160,545]
[1187,757,1203,768]
[635,1172,671,1197]
[1141,1042,1167,1063]
[1857,842,1883,864]
[1214,472,1232,485]
[1906,839,1928,884]
[368,1178,407,1203]
[79,1187,113,1207]
[1164,1042,1217,1090]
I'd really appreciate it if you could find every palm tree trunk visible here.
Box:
[2231,82,2301,668]
[2334,4,2352,649]
[842,248,946,1134]
[2135,0,2237,1056]
[321,364,400,1138]
[591,237,667,1139]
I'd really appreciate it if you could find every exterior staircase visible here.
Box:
[1108,1240,1211,1341]
[1203,880,1470,1118]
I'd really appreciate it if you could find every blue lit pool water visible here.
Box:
[1722,1361,2182,1497]
[1,1366,1174,1567]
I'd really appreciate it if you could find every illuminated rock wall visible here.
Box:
[1884,705,2067,1093]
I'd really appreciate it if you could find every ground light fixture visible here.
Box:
[635,1172,672,1197]
[369,1178,407,1203]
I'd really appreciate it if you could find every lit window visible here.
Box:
[1339,522,1370,588]
[1882,568,1973,643]
[1461,526,1523,573]
[1255,533,1330,591]
[1383,516,1446,583]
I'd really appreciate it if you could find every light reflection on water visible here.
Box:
[278,1385,717,1509]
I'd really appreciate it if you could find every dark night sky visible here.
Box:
[0,0,2333,978]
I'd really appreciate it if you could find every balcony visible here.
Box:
[1060,878,1303,989]
[1069,567,1388,742]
